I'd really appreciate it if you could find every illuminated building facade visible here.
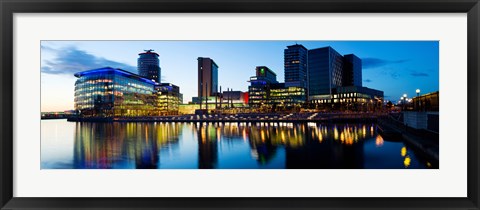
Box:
[138,49,161,83]
[311,86,384,111]
[248,66,306,109]
[412,91,439,112]
[269,84,306,107]
[284,44,308,88]
[248,66,278,107]
[155,83,182,115]
[74,67,157,117]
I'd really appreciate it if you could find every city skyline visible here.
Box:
[41,41,439,112]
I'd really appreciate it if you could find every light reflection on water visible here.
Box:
[41,119,433,169]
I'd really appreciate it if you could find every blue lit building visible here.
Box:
[138,49,161,83]
[74,67,158,117]
[248,66,278,107]
[284,44,308,89]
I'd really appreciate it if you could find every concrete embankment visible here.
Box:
[377,119,439,166]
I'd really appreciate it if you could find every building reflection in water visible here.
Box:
[73,122,181,169]
[192,122,376,169]
[69,121,431,169]
[194,123,218,169]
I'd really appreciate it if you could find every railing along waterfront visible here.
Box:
[68,112,389,123]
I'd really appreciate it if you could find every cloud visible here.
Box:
[363,58,409,69]
[390,72,400,79]
[41,47,136,76]
[410,72,429,77]
[363,79,372,83]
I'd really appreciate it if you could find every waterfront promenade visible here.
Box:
[68,112,387,123]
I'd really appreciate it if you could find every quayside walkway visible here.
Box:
[101,112,387,123]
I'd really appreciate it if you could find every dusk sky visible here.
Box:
[41,41,439,112]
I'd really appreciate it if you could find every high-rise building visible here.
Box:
[307,47,344,99]
[343,54,362,87]
[138,49,161,83]
[284,44,308,88]
[198,57,219,98]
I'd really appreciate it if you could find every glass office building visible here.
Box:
[311,86,384,111]
[155,83,182,115]
[284,44,308,88]
[269,84,306,107]
[248,66,278,107]
[248,66,306,109]
[74,67,157,117]
[138,49,161,83]
[308,46,344,98]
[248,81,270,107]
[343,54,362,87]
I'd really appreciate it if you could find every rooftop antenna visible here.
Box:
[144,49,154,53]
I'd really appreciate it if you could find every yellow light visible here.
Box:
[404,156,411,168]
[375,135,384,147]
[362,125,366,138]
[243,129,247,142]
[334,127,339,140]
[401,147,407,157]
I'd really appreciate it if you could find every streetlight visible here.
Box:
[402,94,407,111]
[416,89,421,111]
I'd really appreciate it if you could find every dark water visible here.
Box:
[41,119,434,169]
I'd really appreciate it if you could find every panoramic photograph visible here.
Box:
[41,41,439,169]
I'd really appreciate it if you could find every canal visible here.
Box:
[41,119,435,169]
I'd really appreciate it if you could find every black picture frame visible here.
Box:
[1,0,479,209]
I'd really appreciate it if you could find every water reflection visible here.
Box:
[73,122,181,169]
[195,124,218,169]
[41,120,435,169]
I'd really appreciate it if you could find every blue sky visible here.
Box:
[41,41,439,112]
